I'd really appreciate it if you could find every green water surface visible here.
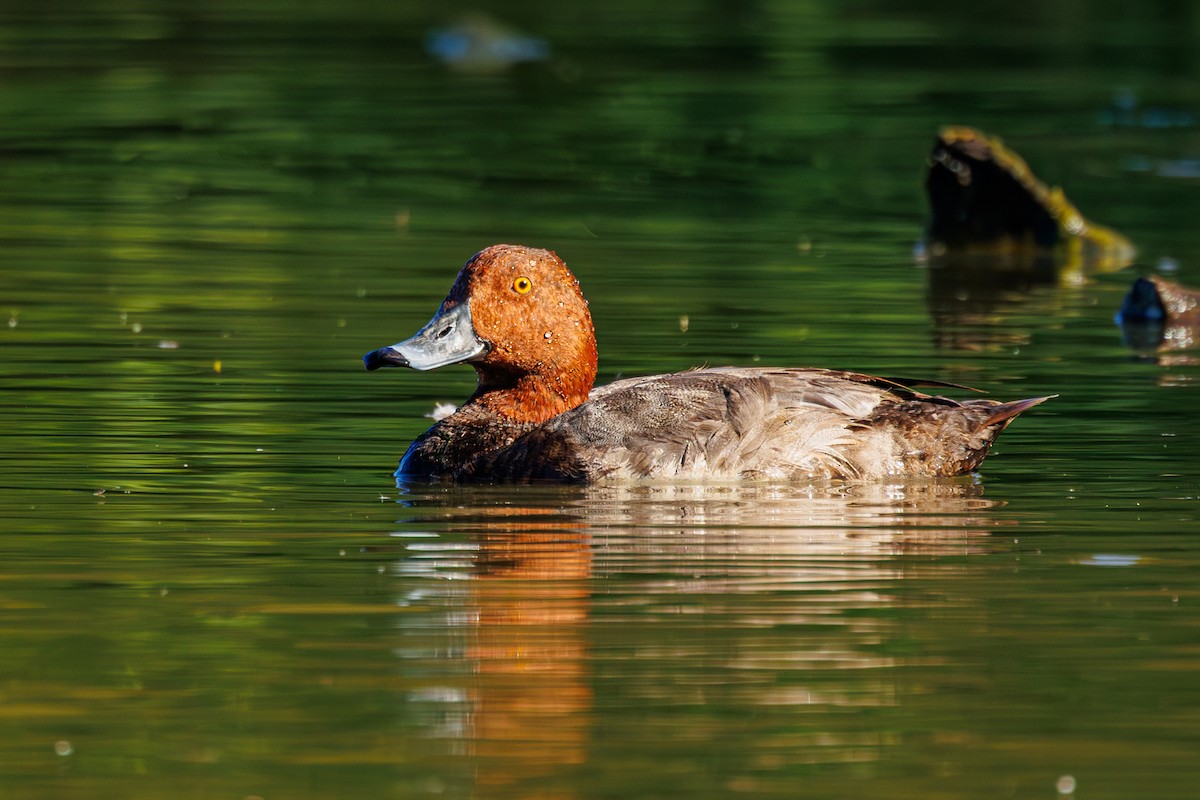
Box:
[2,2,1199,798]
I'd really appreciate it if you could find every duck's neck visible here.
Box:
[468,368,594,424]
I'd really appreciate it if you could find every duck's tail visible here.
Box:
[981,395,1056,431]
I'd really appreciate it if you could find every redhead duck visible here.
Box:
[364,244,1051,483]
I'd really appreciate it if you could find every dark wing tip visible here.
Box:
[983,394,1056,429]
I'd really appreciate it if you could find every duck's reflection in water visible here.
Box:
[468,522,591,793]
[390,480,1011,795]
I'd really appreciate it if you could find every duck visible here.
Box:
[363,244,1052,483]
[1116,275,1200,325]
[1115,274,1200,354]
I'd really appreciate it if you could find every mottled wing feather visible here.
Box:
[509,368,898,481]
[469,368,1048,483]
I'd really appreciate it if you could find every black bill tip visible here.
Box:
[363,347,410,371]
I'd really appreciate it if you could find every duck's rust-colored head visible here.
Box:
[364,244,599,424]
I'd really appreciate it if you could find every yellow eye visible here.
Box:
[513,276,532,294]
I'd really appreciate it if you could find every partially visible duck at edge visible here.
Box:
[1115,274,1200,354]
[363,244,1053,483]
[1116,275,1200,325]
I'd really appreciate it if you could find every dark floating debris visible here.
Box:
[924,126,1135,276]
[921,127,1138,353]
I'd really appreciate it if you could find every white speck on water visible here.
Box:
[1056,774,1076,795]
[54,740,73,756]
[1081,554,1141,567]
[1157,256,1180,273]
